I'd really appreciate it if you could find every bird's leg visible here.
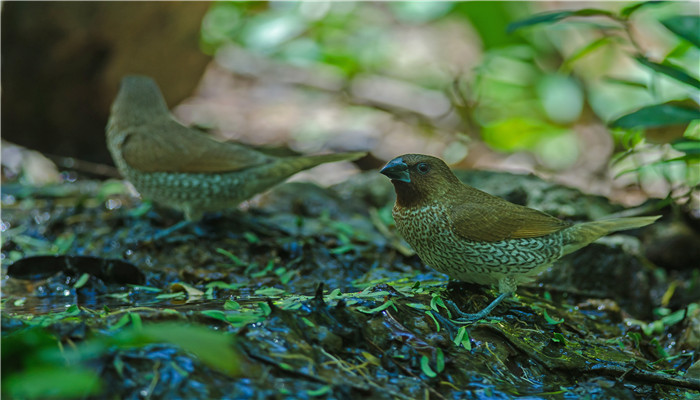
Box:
[446,292,511,322]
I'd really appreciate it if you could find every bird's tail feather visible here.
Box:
[247,151,366,190]
[276,151,366,173]
[562,215,660,255]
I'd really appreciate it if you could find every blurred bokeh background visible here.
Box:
[2,1,698,208]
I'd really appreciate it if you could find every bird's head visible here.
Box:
[380,154,461,207]
[110,75,170,126]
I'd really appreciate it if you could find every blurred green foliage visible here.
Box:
[2,314,240,399]
[200,1,699,200]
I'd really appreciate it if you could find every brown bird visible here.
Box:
[380,154,660,321]
[106,75,365,220]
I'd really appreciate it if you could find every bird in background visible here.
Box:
[380,154,660,321]
[106,75,366,221]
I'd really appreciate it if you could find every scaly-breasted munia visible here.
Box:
[380,154,659,320]
[106,75,365,220]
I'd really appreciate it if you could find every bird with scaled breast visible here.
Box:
[380,154,660,321]
[106,75,366,221]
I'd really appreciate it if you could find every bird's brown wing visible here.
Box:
[121,119,274,173]
[449,199,570,242]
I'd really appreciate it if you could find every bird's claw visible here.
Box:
[443,292,511,323]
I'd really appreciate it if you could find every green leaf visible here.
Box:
[258,302,272,316]
[603,76,648,89]
[224,300,241,311]
[53,233,76,254]
[482,118,568,152]
[628,331,642,349]
[306,385,332,397]
[552,332,567,344]
[425,310,440,332]
[129,313,142,331]
[661,16,700,48]
[330,244,355,255]
[4,367,102,399]
[561,37,613,72]
[636,56,700,89]
[215,248,245,267]
[453,326,472,350]
[73,272,90,289]
[435,348,445,373]
[115,322,240,376]
[201,310,228,321]
[507,9,614,33]
[429,294,448,313]
[243,231,259,244]
[356,300,394,314]
[108,314,131,331]
[420,355,437,378]
[543,309,564,325]
[672,138,700,155]
[620,1,664,18]
[508,11,574,33]
[254,287,286,296]
[611,102,700,129]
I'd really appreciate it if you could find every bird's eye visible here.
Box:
[416,163,430,174]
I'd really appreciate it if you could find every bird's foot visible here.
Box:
[444,292,511,323]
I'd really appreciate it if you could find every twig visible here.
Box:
[580,363,700,391]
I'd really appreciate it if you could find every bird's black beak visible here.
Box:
[380,157,410,183]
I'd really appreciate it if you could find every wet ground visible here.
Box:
[2,170,699,399]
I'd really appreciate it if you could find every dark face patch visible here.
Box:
[385,154,461,208]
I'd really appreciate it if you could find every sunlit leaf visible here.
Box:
[537,74,583,124]
[420,355,437,378]
[241,13,306,51]
[636,56,700,89]
[507,9,615,33]
[200,2,243,54]
[661,15,700,48]
[391,2,454,23]
[482,118,568,151]
[611,102,700,129]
